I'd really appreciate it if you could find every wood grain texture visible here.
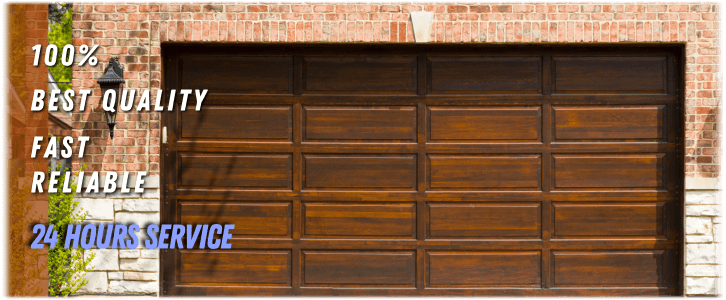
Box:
[428,106,541,142]
[554,106,665,141]
[180,202,292,237]
[302,251,416,286]
[181,106,292,141]
[303,56,417,94]
[428,154,541,189]
[428,56,542,94]
[428,203,541,238]
[553,56,667,94]
[304,106,416,142]
[179,250,292,286]
[162,44,684,296]
[553,203,666,238]
[304,155,416,190]
[179,153,292,189]
[427,251,541,287]
[180,56,293,94]
[552,251,668,287]
[553,154,666,189]
[303,202,416,238]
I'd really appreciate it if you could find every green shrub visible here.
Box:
[48,164,95,296]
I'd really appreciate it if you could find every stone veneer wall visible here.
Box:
[71,3,721,295]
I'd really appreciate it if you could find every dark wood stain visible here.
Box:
[162,44,684,296]
[428,203,541,238]
[429,106,541,142]
[427,251,541,286]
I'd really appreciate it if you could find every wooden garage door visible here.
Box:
[161,45,684,296]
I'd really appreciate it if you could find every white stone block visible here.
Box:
[714,223,721,242]
[686,264,719,277]
[120,258,159,272]
[687,205,720,216]
[687,277,717,295]
[142,188,160,199]
[85,249,119,271]
[686,217,713,235]
[108,272,123,280]
[124,272,159,281]
[75,198,115,221]
[115,212,160,227]
[114,199,123,211]
[687,235,714,243]
[123,199,160,212]
[80,272,108,293]
[108,280,158,294]
[686,191,719,205]
[119,250,140,258]
[687,244,718,264]
[141,249,159,258]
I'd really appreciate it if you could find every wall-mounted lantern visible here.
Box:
[97,57,125,138]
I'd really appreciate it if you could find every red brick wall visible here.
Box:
[71,3,719,179]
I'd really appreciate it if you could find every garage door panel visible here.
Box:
[164,45,683,296]
[552,251,668,288]
[179,250,292,286]
[427,251,541,287]
[181,105,292,141]
[303,202,416,239]
[553,202,666,238]
[553,154,666,189]
[304,154,417,190]
[179,153,293,189]
[304,106,417,142]
[303,56,417,94]
[428,106,541,142]
[180,202,292,238]
[553,56,667,94]
[428,56,542,94]
[553,105,666,141]
[428,203,541,238]
[428,154,541,190]
[302,251,416,287]
[180,56,293,94]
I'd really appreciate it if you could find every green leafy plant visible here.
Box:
[48,163,95,296]
[48,3,72,93]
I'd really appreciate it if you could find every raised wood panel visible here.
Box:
[304,155,416,190]
[428,203,541,238]
[554,106,666,141]
[304,106,416,142]
[553,57,667,94]
[553,203,666,238]
[179,250,292,286]
[428,106,541,142]
[427,251,541,287]
[164,45,683,296]
[428,155,541,189]
[553,154,666,189]
[179,154,292,189]
[428,56,542,94]
[303,203,415,239]
[180,56,293,94]
[181,106,292,141]
[303,56,417,94]
[180,202,291,238]
[552,251,667,287]
[302,251,416,286]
